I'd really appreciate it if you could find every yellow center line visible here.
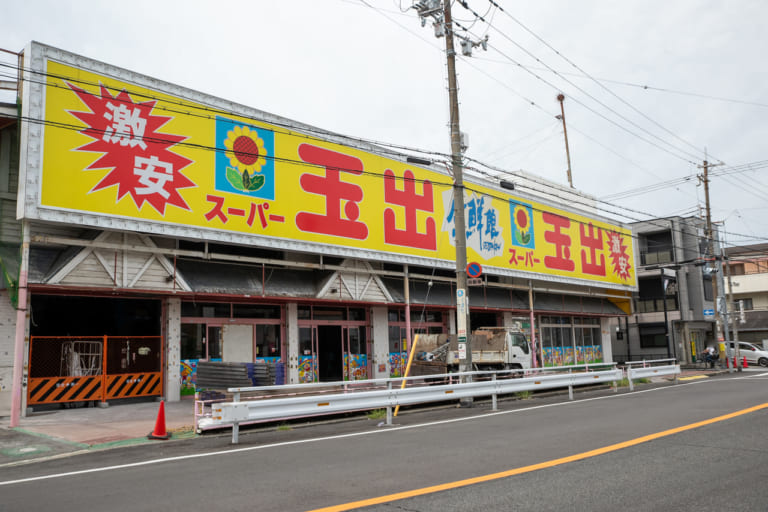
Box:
[306,402,768,512]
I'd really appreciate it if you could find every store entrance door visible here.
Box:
[318,325,343,382]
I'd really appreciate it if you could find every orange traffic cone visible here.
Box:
[743,356,748,368]
[148,400,171,440]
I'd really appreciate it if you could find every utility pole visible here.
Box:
[556,94,573,188]
[443,0,472,392]
[723,234,742,370]
[698,159,733,371]
[414,1,487,403]
[699,160,720,338]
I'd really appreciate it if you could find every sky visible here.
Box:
[2,0,767,249]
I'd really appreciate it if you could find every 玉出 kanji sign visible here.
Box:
[25,44,636,290]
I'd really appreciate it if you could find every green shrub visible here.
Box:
[367,409,387,420]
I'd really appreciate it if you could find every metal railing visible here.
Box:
[625,359,681,391]
[199,364,630,443]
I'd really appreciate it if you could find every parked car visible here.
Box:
[725,342,768,367]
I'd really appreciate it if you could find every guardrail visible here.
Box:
[625,359,680,391]
[200,365,624,444]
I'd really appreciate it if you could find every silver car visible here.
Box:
[726,342,768,367]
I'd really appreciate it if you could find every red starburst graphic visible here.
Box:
[606,231,632,281]
[66,82,195,214]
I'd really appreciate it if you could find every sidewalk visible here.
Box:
[0,398,196,467]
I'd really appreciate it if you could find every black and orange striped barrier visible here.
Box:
[27,335,164,406]
[105,372,162,400]
[27,376,104,405]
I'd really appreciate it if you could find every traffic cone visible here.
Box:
[148,400,171,440]
[743,356,748,368]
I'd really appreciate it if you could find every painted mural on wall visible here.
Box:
[542,346,603,367]
[344,354,368,381]
[180,359,197,396]
[298,355,316,383]
[297,354,367,382]
[389,352,407,378]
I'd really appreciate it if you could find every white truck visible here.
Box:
[410,326,535,376]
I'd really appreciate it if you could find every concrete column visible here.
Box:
[448,309,456,335]
[370,306,389,379]
[601,318,614,363]
[165,297,181,402]
[286,303,298,384]
[0,289,16,416]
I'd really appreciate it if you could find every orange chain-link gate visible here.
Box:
[28,335,163,406]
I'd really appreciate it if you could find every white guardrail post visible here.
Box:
[626,360,680,393]
[491,373,498,411]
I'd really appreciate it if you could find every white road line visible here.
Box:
[0,375,751,486]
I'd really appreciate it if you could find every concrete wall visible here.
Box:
[0,289,15,416]
[286,303,298,384]
[165,298,181,402]
[370,306,389,379]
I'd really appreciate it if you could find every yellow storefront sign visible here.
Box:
[36,59,635,288]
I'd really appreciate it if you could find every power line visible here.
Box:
[471,58,768,109]
[455,2,705,165]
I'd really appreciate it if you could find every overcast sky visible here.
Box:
[3,0,767,248]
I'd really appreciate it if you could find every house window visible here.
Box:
[639,324,667,348]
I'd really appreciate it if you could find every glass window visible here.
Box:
[348,327,366,354]
[255,324,281,358]
[348,308,366,321]
[510,332,529,354]
[388,310,403,322]
[181,302,230,318]
[298,306,311,320]
[181,324,205,359]
[207,326,223,359]
[233,304,280,318]
[299,327,313,356]
[389,326,405,353]
[639,324,666,348]
[311,307,346,320]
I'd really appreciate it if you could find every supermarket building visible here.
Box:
[0,42,637,419]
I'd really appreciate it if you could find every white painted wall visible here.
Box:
[222,324,253,362]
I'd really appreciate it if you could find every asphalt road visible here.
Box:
[1,372,767,512]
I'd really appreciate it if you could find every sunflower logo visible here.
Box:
[513,204,532,245]
[223,125,267,192]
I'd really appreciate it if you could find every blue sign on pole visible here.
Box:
[703,308,715,318]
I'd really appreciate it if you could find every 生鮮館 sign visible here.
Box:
[18,42,636,291]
